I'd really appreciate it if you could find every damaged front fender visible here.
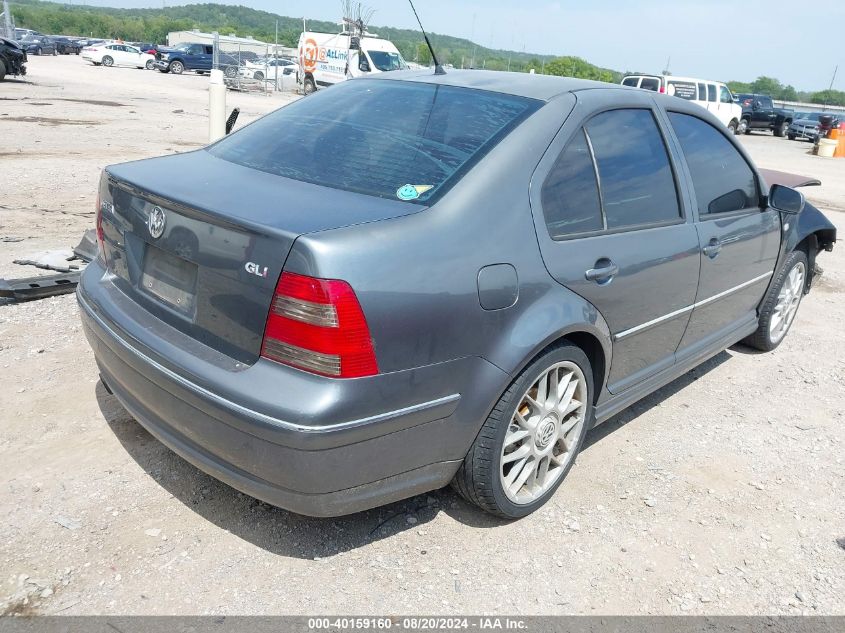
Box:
[0,38,28,79]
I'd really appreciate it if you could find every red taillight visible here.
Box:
[95,194,105,261]
[260,272,378,378]
[659,86,665,93]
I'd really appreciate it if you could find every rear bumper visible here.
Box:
[78,264,507,516]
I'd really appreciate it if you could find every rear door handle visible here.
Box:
[702,239,722,258]
[585,258,619,283]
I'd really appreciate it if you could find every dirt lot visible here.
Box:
[1,56,843,616]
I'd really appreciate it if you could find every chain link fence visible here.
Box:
[166,30,299,94]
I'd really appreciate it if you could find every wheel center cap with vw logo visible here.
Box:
[148,206,166,239]
[535,417,558,449]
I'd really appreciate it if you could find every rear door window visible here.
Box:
[208,79,540,203]
[707,84,717,102]
[639,77,660,92]
[541,129,603,238]
[622,77,640,87]
[585,109,681,230]
[668,112,758,215]
[698,83,707,101]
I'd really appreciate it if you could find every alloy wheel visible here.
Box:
[769,261,805,343]
[500,361,588,505]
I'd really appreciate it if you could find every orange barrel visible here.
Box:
[836,122,845,158]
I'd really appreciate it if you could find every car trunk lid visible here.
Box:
[99,150,424,364]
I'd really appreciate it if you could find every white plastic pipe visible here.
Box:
[208,69,227,143]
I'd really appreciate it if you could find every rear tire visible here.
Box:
[169,60,184,75]
[254,71,264,81]
[303,75,316,95]
[774,121,789,137]
[743,250,808,351]
[0,60,6,82]
[52,48,57,56]
[102,55,113,67]
[145,59,154,70]
[728,120,738,135]
[36,47,42,56]
[452,343,594,519]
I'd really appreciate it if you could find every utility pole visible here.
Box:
[2,0,14,40]
[469,12,476,68]
[822,65,838,111]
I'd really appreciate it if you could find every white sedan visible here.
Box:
[238,58,298,81]
[82,43,155,69]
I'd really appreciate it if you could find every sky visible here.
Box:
[77,0,843,91]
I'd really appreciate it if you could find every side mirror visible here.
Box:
[769,184,805,214]
[359,56,370,72]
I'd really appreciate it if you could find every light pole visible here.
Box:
[2,0,14,40]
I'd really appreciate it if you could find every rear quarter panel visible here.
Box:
[283,92,611,391]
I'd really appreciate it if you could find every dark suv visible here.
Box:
[79,72,836,519]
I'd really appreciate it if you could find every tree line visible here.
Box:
[9,0,619,80]
[9,0,841,103]
[726,75,845,107]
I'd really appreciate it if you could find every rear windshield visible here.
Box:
[207,79,540,204]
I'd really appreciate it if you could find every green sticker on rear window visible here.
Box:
[396,184,433,201]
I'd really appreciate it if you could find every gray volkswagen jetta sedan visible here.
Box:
[78,71,836,518]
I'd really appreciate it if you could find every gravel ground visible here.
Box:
[1,56,844,616]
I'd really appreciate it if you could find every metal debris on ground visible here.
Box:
[13,249,80,274]
[0,272,81,301]
[72,229,98,263]
[0,230,98,302]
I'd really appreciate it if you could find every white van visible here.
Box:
[621,74,743,134]
[298,31,408,94]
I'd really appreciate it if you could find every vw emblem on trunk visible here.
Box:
[148,206,166,239]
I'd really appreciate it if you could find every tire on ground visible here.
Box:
[743,250,809,352]
[451,342,594,519]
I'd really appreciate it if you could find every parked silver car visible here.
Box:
[78,71,836,519]
[788,112,841,141]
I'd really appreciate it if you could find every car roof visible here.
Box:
[367,69,620,101]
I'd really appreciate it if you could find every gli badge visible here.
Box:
[147,206,166,239]
[245,262,269,278]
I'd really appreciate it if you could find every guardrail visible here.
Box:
[773,99,845,114]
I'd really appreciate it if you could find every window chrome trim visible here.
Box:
[582,127,607,231]
[613,271,772,341]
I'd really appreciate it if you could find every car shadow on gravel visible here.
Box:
[97,350,734,556]
[582,349,731,451]
[96,382,505,560]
